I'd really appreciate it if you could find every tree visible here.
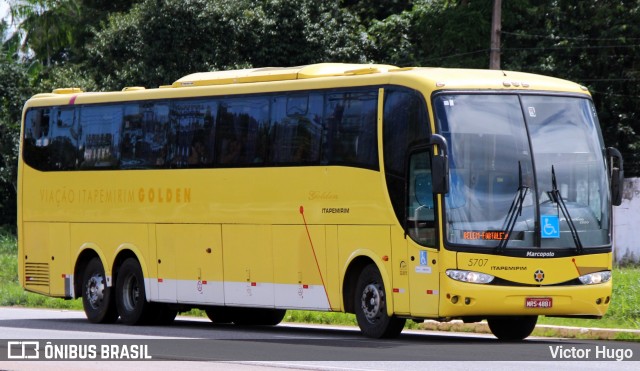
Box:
[0,21,33,229]
[369,0,640,176]
[86,0,371,91]
[8,0,142,66]
[8,0,81,66]
[1,0,639,232]
[340,0,414,26]
[368,0,493,68]
[500,0,640,176]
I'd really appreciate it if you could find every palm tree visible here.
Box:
[8,0,81,66]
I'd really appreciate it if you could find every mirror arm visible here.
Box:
[429,134,448,156]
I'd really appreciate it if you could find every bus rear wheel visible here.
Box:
[116,258,153,325]
[82,257,119,323]
[487,316,538,341]
[354,264,406,338]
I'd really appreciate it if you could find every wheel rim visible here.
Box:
[86,273,105,310]
[122,274,140,312]
[361,283,383,323]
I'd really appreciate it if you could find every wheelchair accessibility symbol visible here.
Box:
[541,215,560,238]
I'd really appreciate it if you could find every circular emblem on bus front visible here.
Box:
[534,269,545,283]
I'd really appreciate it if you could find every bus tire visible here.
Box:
[232,308,287,326]
[82,257,119,324]
[205,306,235,324]
[487,316,538,341]
[116,258,152,325]
[354,264,406,338]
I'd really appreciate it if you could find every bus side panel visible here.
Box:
[22,222,71,298]
[325,225,340,311]
[155,224,177,303]
[223,224,274,307]
[273,225,330,310]
[156,224,224,304]
[70,223,149,288]
[407,242,440,317]
[338,225,392,307]
[390,225,410,315]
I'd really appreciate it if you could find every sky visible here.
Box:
[1,1,9,21]
[1,1,15,41]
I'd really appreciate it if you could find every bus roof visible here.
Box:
[26,63,590,105]
[170,63,399,87]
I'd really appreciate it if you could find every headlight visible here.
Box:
[578,271,611,285]
[446,269,494,284]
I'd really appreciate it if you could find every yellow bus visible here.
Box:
[18,63,624,340]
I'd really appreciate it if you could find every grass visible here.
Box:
[538,266,640,329]
[0,232,82,310]
[1,230,638,339]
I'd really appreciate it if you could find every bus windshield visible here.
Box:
[435,93,610,250]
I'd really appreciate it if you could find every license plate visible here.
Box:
[525,297,553,308]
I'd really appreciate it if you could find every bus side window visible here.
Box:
[324,90,378,169]
[215,97,269,166]
[169,99,216,168]
[49,107,79,170]
[81,105,122,169]
[23,108,52,170]
[271,93,322,164]
[408,150,436,246]
[116,102,169,169]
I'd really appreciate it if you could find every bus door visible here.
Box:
[406,149,440,317]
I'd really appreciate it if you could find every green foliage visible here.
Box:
[87,0,371,91]
[286,310,357,326]
[369,0,494,68]
[609,267,640,327]
[537,268,640,330]
[1,0,640,231]
[340,0,414,26]
[368,12,417,65]
[0,232,18,292]
[0,23,33,227]
[614,332,640,341]
[0,231,82,309]
[8,0,142,65]
[9,0,82,65]
[499,0,640,174]
[35,63,98,93]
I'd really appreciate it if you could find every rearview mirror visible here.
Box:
[429,134,449,194]
[606,147,624,206]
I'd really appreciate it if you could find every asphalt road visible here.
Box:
[0,307,639,370]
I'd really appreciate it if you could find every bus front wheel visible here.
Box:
[354,264,406,338]
[82,257,119,323]
[116,258,153,325]
[487,316,538,341]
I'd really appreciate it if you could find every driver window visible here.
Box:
[408,150,436,246]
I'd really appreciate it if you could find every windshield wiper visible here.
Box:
[547,165,583,253]
[497,161,529,252]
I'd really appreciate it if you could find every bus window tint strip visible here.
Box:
[22,88,380,171]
